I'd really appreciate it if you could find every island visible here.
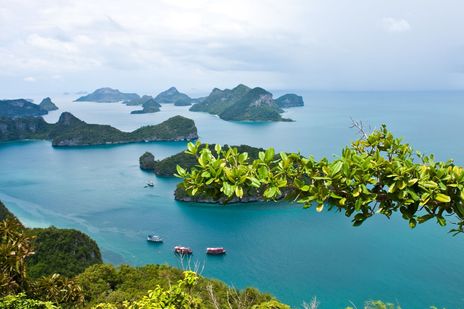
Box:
[123,95,154,106]
[154,87,193,106]
[274,93,304,108]
[75,87,140,102]
[189,84,302,121]
[0,112,198,146]
[130,98,161,114]
[139,144,270,203]
[39,97,59,111]
[0,99,48,117]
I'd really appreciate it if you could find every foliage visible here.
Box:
[0,217,84,307]
[177,125,464,233]
[152,144,264,177]
[77,264,280,308]
[0,218,35,296]
[0,293,56,309]
[27,226,102,279]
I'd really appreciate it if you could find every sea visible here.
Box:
[1,91,463,308]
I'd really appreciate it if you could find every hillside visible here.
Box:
[189,84,299,121]
[0,112,198,146]
[39,97,59,111]
[153,87,192,106]
[0,99,48,118]
[130,98,161,114]
[75,87,140,102]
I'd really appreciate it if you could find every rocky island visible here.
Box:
[39,97,59,111]
[130,98,161,114]
[0,112,198,146]
[75,87,140,102]
[274,93,304,108]
[154,87,193,106]
[189,84,303,121]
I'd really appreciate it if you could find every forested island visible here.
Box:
[75,87,140,102]
[0,98,57,118]
[189,84,303,122]
[130,97,161,114]
[0,112,198,146]
[154,86,194,106]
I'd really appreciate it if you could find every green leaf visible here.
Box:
[214,144,221,154]
[265,148,275,162]
[435,193,451,203]
[316,204,324,212]
[331,161,343,176]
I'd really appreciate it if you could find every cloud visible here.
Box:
[380,17,411,33]
[23,76,36,82]
[0,0,463,94]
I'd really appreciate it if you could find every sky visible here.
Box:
[1,0,464,97]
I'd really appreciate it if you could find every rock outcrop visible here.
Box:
[39,97,59,111]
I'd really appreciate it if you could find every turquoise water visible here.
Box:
[1,91,464,308]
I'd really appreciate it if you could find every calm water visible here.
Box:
[1,91,464,308]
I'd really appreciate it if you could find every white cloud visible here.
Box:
[380,17,411,33]
[23,76,36,82]
[0,0,463,94]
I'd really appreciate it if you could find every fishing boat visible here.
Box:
[174,246,192,255]
[147,235,163,243]
[206,247,226,255]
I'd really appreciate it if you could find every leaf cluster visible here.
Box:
[178,125,464,233]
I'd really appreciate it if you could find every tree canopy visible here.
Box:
[176,124,464,234]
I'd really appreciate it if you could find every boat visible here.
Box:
[206,247,226,255]
[147,235,163,243]
[146,181,154,187]
[174,246,192,255]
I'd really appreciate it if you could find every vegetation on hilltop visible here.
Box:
[0,113,198,146]
[189,84,302,122]
[130,98,161,114]
[27,227,102,279]
[154,87,193,106]
[0,99,48,118]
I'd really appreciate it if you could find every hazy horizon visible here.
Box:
[1,0,464,97]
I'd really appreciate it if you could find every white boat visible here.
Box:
[147,235,163,243]
[146,181,154,187]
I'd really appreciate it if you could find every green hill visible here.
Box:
[75,87,140,103]
[189,84,297,121]
[154,87,192,106]
[0,113,198,146]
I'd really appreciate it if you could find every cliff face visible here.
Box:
[139,152,156,170]
[0,112,198,146]
[0,116,51,141]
